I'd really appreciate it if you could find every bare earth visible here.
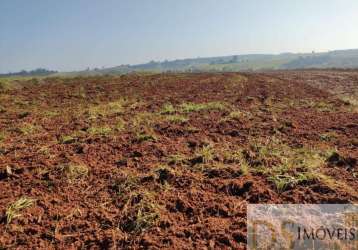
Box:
[0,70,357,249]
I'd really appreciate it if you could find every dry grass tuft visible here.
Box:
[6,197,36,224]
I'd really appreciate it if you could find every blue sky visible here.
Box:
[1,0,358,73]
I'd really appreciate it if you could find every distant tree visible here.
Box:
[230,55,238,63]
[0,68,57,77]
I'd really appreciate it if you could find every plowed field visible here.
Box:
[0,71,357,249]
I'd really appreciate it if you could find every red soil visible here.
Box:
[0,71,357,249]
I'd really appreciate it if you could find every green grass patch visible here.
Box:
[0,81,10,91]
[132,112,161,129]
[115,119,126,131]
[113,174,161,233]
[179,101,228,113]
[165,114,188,123]
[42,110,60,118]
[0,105,6,113]
[243,137,331,192]
[59,135,76,144]
[18,123,40,135]
[88,126,112,136]
[228,110,243,120]
[58,130,86,144]
[136,131,157,142]
[87,99,127,119]
[113,175,139,196]
[0,131,5,142]
[160,103,176,114]
[167,154,188,165]
[195,145,215,164]
[222,148,250,175]
[120,191,160,233]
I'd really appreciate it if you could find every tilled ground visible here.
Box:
[0,71,357,249]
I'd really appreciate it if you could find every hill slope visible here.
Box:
[60,49,358,76]
[4,49,358,77]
